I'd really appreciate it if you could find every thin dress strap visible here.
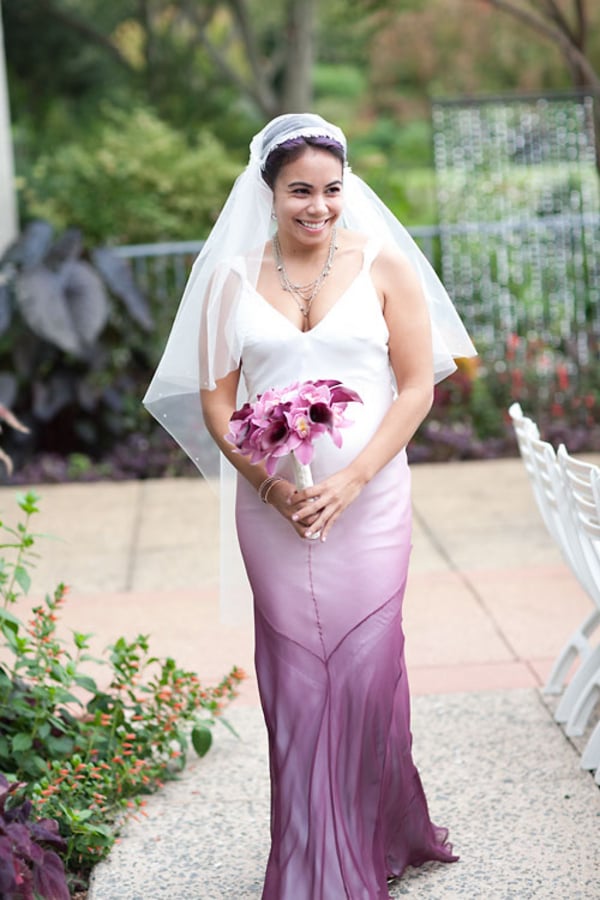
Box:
[361,236,382,272]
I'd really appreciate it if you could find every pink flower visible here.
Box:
[225,379,362,473]
[314,379,362,406]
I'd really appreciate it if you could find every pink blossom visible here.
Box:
[225,379,362,473]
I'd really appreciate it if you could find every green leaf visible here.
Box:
[17,491,40,515]
[191,723,212,758]
[46,734,75,756]
[218,716,240,740]
[12,732,33,752]
[0,736,9,757]
[52,689,81,706]
[23,754,47,778]
[64,807,93,824]
[37,722,51,740]
[73,631,93,649]
[74,673,97,693]
[0,607,22,634]
[14,565,31,594]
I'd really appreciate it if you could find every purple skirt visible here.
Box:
[237,450,457,899]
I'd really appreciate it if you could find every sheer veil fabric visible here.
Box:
[143,113,476,622]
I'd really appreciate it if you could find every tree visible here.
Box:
[15,0,316,120]
[474,1,600,162]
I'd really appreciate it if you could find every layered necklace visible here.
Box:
[273,226,338,326]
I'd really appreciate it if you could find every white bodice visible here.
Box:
[234,239,397,481]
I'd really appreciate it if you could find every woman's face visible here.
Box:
[272,147,344,248]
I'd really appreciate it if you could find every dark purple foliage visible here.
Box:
[0,774,69,900]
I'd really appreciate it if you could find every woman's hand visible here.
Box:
[266,479,321,539]
[285,466,366,542]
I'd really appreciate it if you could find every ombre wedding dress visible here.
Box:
[234,238,458,900]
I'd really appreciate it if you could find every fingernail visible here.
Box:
[305,531,312,537]
[292,514,298,521]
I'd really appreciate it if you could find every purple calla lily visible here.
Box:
[225,379,362,475]
[314,379,363,406]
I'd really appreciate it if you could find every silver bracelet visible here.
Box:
[259,475,283,504]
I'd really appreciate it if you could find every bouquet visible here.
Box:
[225,379,362,490]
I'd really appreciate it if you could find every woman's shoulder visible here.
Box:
[336,227,371,252]
[214,243,267,279]
[337,228,402,263]
[371,239,415,278]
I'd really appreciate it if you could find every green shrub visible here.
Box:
[19,106,241,245]
[0,492,245,889]
[348,118,437,225]
[314,64,366,100]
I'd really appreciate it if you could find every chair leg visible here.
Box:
[565,676,600,737]
[581,720,600,772]
[543,610,600,696]
[555,645,600,723]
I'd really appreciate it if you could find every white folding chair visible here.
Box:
[508,404,600,696]
[526,437,600,697]
[581,469,600,781]
[508,403,545,523]
[554,447,600,741]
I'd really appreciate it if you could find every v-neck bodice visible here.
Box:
[237,240,389,393]
[234,238,394,482]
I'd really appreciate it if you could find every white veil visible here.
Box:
[143,113,476,621]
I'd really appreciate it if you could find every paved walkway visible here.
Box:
[1,458,599,898]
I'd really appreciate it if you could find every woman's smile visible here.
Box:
[297,218,331,232]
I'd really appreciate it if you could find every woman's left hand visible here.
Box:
[287,466,366,542]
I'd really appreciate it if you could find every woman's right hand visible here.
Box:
[267,479,320,539]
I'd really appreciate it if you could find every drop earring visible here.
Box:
[271,210,277,221]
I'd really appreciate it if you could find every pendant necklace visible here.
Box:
[273,227,338,328]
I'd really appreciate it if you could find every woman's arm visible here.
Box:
[201,370,314,537]
[201,369,266,493]
[289,245,434,541]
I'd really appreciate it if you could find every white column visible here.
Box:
[0,1,18,255]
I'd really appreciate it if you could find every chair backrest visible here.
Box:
[508,403,554,534]
[592,469,600,524]
[527,437,596,597]
[508,403,540,476]
[557,445,600,606]
[528,436,570,539]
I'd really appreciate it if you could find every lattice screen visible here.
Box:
[432,94,600,379]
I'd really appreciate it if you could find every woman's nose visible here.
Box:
[308,193,328,214]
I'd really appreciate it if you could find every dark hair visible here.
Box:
[261,136,345,189]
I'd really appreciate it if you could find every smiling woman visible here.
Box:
[144,113,476,900]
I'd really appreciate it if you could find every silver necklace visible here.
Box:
[272,227,338,322]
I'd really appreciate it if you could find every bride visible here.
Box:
[145,113,475,899]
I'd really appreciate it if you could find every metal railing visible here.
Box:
[114,215,600,361]
[114,227,441,301]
